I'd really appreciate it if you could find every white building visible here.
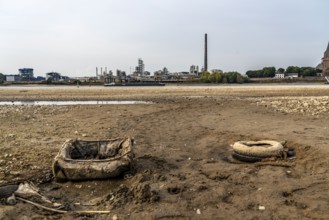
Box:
[274,73,285,79]
[6,75,20,82]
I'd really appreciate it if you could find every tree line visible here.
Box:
[285,66,320,77]
[246,66,321,78]
[200,71,249,83]
[0,73,5,84]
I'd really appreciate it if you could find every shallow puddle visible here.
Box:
[0,101,152,106]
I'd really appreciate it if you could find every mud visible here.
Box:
[0,86,328,219]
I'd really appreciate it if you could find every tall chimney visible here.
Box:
[204,33,208,72]
[96,67,98,77]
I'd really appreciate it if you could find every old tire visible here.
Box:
[231,151,264,163]
[0,185,18,199]
[232,140,283,157]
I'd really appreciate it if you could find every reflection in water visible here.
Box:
[0,101,152,106]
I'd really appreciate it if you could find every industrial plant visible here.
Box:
[1,35,328,84]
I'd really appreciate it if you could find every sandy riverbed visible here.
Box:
[0,85,329,219]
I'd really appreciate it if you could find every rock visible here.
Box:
[7,134,15,138]
[112,214,118,220]
[10,171,20,176]
[258,206,265,210]
[196,209,201,214]
[6,194,16,205]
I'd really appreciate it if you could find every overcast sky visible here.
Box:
[1,0,328,77]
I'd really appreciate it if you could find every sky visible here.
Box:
[1,0,329,77]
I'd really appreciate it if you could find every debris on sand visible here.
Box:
[230,140,297,165]
[231,140,284,163]
[52,137,134,181]
[258,206,265,210]
[105,182,160,208]
[0,182,59,207]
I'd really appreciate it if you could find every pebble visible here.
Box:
[196,209,201,214]
[6,194,16,205]
[258,206,265,210]
[112,214,118,220]
[7,134,15,138]
[10,171,21,176]
[255,97,329,116]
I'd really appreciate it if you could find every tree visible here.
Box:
[286,66,300,74]
[300,67,317,77]
[236,74,247,83]
[209,71,222,83]
[225,72,238,83]
[278,68,285,73]
[246,67,275,78]
[200,71,211,83]
[0,73,5,83]
[262,67,276,77]
[222,77,228,84]
[246,70,258,78]
[201,71,247,84]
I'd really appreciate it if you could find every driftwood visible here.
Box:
[16,197,111,214]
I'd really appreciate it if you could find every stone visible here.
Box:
[6,194,16,205]
[258,206,265,210]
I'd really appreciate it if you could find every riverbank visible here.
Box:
[0,86,329,219]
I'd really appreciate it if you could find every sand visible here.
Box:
[0,85,329,219]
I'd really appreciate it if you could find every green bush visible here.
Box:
[200,71,248,84]
[200,71,211,83]
[0,73,5,84]
[246,67,276,78]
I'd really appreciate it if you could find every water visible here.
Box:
[0,101,152,106]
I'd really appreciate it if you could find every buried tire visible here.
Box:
[0,185,18,199]
[232,140,283,158]
[231,151,264,163]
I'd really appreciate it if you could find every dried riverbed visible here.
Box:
[0,85,329,219]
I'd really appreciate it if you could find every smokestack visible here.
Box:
[204,33,208,72]
[96,67,98,77]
